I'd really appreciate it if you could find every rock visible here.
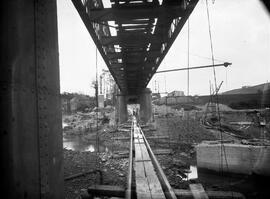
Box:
[101,158,107,162]
[183,169,191,173]
[180,152,189,157]
[176,174,182,179]
[172,158,187,166]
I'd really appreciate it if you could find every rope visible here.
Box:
[186,18,190,142]
[187,19,190,97]
[205,0,230,174]
[94,47,100,186]
[205,3,234,196]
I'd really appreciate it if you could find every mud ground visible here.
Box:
[64,109,270,199]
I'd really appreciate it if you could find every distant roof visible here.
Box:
[222,82,270,95]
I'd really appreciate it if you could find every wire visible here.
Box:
[187,19,190,97]
[178,50,226,63]
[205,4,234,197]
[205,0,230,175]
[94,47,100,186]
[186,18,190,137]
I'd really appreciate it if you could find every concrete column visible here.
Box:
[139,88,153,123]
[0,1,63,198]
[116,93,128,124]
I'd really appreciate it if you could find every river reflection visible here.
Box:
[63,136,108,152]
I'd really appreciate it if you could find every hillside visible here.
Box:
[222,82,270,95]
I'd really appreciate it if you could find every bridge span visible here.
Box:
[72,0,199,124]
[1,0,198,198]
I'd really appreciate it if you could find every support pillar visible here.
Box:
[139,88,153,123]
[0,1,63,198]
[116,93,128,124]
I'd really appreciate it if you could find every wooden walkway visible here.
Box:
[133,120,166,199]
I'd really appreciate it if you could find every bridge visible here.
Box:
[1,0,201,198]
[72,0,198,123]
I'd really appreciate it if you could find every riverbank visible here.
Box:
[63,106,270,198]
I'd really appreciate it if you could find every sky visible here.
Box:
[57,0,270,96]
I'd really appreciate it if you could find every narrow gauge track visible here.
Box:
[126,117,177,199]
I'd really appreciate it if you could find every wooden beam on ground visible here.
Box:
[112,149,172,159]
[189,184,209,199]
[135,162,152,199]
[144,161,166,199]
[86,185,245,199]
[175,189,245,199]
[64,170,95,181]
[146,136,169,140]
[88,185,125,197]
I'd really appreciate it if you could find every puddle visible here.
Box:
[186,165,198,180]
[63,136,108,152]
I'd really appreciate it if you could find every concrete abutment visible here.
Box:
[115,88,153,124]
[116,93,128,124]
[139,88,153,124]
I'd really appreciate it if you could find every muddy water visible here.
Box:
[63,136,108,152]
[186,165,198,180]
[62,122,108,152]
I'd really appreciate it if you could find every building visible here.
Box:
[168,90,185,97]
[99,69,116,100]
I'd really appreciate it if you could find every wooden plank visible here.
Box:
[135,144,143,161]
[112,149,171,159]
[136,178,152,199]
[139,138,144,143]
[88,185,125,197]
[146,136,169,140]
[174,189,245,199]
[144,161,166,199]
[140,125,178,199]
[135,162,152,199]
[86,186,244,199]
[140,144,151,161]
[189,184,209,199]
[112,136,130,140]
[134,139,140,144]
[152,149,172,155]
[135,162,146,179]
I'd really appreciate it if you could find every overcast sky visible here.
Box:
[57,0,270,96]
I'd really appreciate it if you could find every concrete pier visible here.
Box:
[196,142,270,176]
[116,93,128,124]
[139,88,153,123]
[0,1,63,198]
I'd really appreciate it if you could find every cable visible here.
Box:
[187,19,190,97]
[205,0,229,174]
[186,18,190,140]
[94,47,100,186]
[205,3,234,197]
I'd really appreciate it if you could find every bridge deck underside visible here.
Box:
[72,0,198,95]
